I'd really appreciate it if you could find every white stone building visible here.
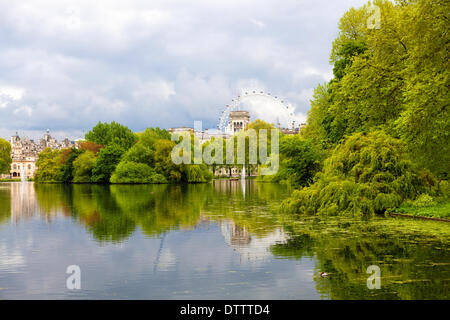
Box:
[7,130,75,179]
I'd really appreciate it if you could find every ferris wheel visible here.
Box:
[217,90,296,133]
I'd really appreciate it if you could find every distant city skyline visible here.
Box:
[0,0,368,141]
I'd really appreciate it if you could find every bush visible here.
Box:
[281,131,436,216]
[412,194,435,208]
[110,161,167,184]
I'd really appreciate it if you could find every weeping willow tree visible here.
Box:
[281,131,437,216]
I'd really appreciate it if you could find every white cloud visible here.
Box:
[132,80,176,102]
[13,105,33,117]
[250,18,265,29]
[0,86,25,108]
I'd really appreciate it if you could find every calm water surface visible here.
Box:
[0,181,449,299]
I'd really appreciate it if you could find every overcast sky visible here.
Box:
[0,0,368,141]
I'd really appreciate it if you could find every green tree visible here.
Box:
[73,150,97,183]
[183,164,213,183]
[266,136,322,187]
[85,121,137,150]
[281,131,437,216]
[60,148,83,183]
[301,0,449,178]
[154,139,183,182]
[0,138,11,174]
[34,148,63,183]
[121,127,170,167]
[91,144,126,183]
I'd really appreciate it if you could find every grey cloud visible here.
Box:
[0,0,368,140]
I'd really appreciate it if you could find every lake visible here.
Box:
[0,181,449,299]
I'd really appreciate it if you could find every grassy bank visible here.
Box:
[393,201,450,219]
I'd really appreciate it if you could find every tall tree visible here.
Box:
[302,0,449,178]
[91,144,126,183]
[85,121,137,150]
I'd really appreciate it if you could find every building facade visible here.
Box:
[7,130,75,179]
[228,111,250,133]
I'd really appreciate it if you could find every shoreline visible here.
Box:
[388,211,450,223]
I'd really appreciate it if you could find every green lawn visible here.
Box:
[394,201,450,219]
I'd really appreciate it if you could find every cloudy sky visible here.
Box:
[0,0,368,141]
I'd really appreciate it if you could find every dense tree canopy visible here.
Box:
[85,121,137,150]
[34,148,63,183]
[302,0,450,179]
[91,144,126,183]
[35,123,213,184]
[73,151,96,183]
[262,135,322,187]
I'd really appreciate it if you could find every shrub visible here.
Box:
[110,161,167,184]
[412,194,435,208]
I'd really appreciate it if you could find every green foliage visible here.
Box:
[122,142,155,167]
[184,164,213,183]
[110,161,167,184]
[395,199,450,219]
[110,126,211,184]
[91,144,126,183]
[35,122,211,185]
[0,138,11,174]
[154,139,183,182]
[332,40,367,80]
[281,131,436,216]
[34,148,63,183]
[412,194,436,208]
[121,127,170,167]
[60,148,83,183]
[302,0,450,178]
[262,135,322,187]
[72,150,96,183]
[152,138,213,183]
[85,121,137,150]
[301,83,333,148]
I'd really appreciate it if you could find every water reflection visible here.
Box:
[0,181,449,299]
[220,220,288,261]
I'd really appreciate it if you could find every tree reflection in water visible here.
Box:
[0,181,448,299]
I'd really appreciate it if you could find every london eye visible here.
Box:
[217,91,296,133]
